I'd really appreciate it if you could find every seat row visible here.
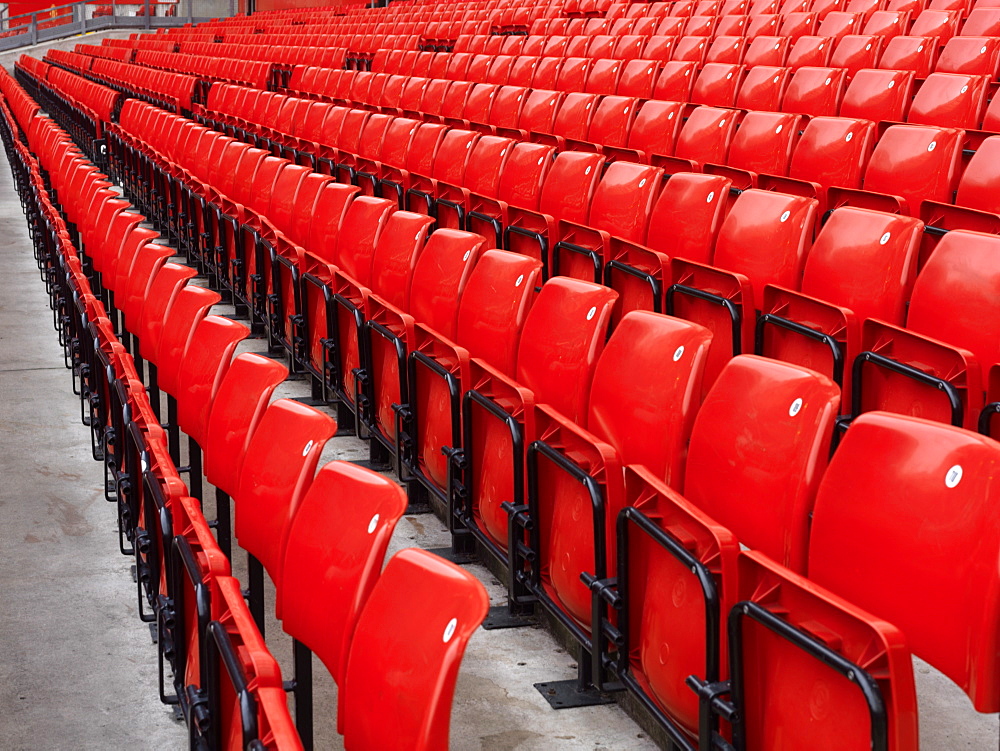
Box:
[332,54,1000,131]
[566,0,1000,23]
[254,67,1000,223]
[102,36,350,69]
[0,67,490,751]
[446,29,1000,76]
[65,68,1000,751]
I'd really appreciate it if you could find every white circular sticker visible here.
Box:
[825,77,832,85]
[845,131,854,142]
[586,306,597,321]
[463,250,471,261]
[536,157,544,166]
[367,513,379,534]
[585,166,592,175]
[981,45,988,53]
[706,191,715,203]
[780,210,791,222]
[917,44,924,52]
[515,274,524,287]
[945,465,963,488]
[865,43,872,51]
[719,119,727,128]
[879,232,891,245]
[726,72,733,80]
[302,440,314,457]
[443,617,458,643]
[773,76,780,84]
[775,124,783,134]
[668,111,675,120]
[927,141,937,152]
[673,345,685,362]
[887,80,895,89]
[638,178,647,188]
[961,85,969,94]
[789,398,803,417]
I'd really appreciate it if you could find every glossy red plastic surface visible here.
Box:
[737,550,919,750]
[176,315,250,447]
[340,548,489,751]
[810,411,1000,712]
[234,399,336,586]
[279,461,406,688]
[684,355,839,572]
[203,353,288,496]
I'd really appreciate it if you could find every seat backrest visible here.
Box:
[234,399,336,587]
[736,64,792,110]
[782,66,846,116]
[176,315,250,447]
[494,141,555,212]
[137,262,198,363]
[462,83,499,124]
[954,135,1000,214]
[840,68,915,122]
[278,462,407,689]
[878,35,938,78]
[552,92,599,142]
[830,34,883,77]
[589,311,711,486]
[647,172,730,263]
[202,352,288,496]
[305,183,359,265]
[905,229,1000,378]
[713,190,818,300]
[787,35,834,68]
[455,250,544,375]
[707,35,748,64]
[626,99,684,159]
[516,277,618,423]
[745,35,791,67]
[334,196,396,287]
[340,548,489,751]
[691,62,744,106]
[801,207,922,325]
[156,285,222,397]
[961,7,1000,36]
[809,411,1000,713]
[684,355,840,572]
[907,71,988,129]
[652,60,699,101]
[788,115,875,190]
[910,8,960,42]
[674,106,741,167]
[517,88,563,134]
[489,85,527,130]
[407,229,486,340]
[267,163,311,240]
[935,35,1000,77]
[430,128,480,184]
[368,211,435,313]
[727,110,802,174]
[585,161,663,244]
[861,124,963,209]
[616,59,661,98]
[585,95,638,149]
[537,151,607,227]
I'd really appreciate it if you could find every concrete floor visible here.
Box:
[1,41,999,750]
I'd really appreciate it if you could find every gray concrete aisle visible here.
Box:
[0,151,189,750]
